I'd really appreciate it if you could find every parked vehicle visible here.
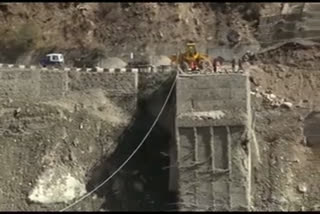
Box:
[40,53,64,67]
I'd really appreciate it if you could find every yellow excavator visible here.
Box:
[170,42,213,72]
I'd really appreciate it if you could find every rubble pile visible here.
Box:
[251,86,293,109]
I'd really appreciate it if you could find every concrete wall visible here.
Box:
[0,65,139,102]
[0,68,70,101]
[0,64,173,105]
[173,73,251,211]
[68,71,137,96]
[176,74,248,127]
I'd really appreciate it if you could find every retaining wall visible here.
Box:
[0,64,174,104]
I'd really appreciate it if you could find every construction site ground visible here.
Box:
[0,2,320,212]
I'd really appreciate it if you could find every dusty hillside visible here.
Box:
[0,3,266,65]
[0,87,136,211]
[249,43,320,211]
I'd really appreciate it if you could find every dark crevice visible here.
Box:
[86,76,178,211]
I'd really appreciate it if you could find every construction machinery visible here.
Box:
[126,52,154,69]
[170,42,213,73]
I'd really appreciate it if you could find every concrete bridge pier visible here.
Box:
[169,72,252,211]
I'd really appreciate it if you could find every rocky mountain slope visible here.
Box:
[0,3,265,65]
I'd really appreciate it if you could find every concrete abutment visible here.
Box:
[172,73,252,211]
